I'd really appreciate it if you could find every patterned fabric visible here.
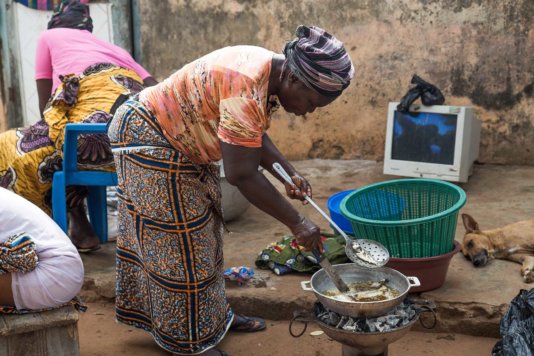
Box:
[283,25,354,97]
[15,0,88,11]
[0,233,38,275]
[139,46,279,165]
[0,64,144,214]
[0,297,87,314]
[108,99,233,354]
[255,233,349,275]
[47,0,93,32]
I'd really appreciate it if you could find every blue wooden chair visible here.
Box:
[52,123,117,244]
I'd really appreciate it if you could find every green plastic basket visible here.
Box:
[340,179,466,258]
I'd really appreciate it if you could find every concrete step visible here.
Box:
[79,262,506,338]
[0,305,80,356]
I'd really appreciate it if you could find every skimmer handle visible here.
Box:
[272,162,353,244]
[272,162,383,268]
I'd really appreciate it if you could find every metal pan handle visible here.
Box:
[407,276,421,288]
[300,280,313,291]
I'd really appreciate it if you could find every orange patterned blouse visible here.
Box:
[139,45,279,164]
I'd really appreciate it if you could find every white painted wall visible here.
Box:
[13,3,114,125]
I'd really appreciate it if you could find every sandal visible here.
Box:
[76,245,101,253]
[174,351,227,356]
[229,314,266,332]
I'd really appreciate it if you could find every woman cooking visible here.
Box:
[108,25,354,355]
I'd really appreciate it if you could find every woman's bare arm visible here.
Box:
[220,140,322,251]
[143,77,158,87]
[36,79,53,117]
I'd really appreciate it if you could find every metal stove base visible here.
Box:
[342,344,388,356]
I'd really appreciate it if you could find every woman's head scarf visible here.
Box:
[283,25,354,97]
[47,0,93,32]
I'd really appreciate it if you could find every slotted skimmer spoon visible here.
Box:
[272,163,390,269]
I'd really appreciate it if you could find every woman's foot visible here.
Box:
[68,204,101,252]
[230,314,266,332]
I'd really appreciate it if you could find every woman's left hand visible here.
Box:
[284,172,312,204]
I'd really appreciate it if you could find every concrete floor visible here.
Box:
[81,159,534,338]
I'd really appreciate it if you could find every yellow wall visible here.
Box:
[138,0,534,164]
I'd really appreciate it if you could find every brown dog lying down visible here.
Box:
[461,214,534,283]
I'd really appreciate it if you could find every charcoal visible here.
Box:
[366,319,377,332]
[408,309,416,319]
[385,315,400,327]
[314,300,418,334]
[331,313,341,326]
[396,309,408,318]
[344,318,356,329]
[342,319,357,332]
[375,323,387,332]
[336,315,349,329]
[355,318,367,332]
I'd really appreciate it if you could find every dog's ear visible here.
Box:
[462,213,480,233]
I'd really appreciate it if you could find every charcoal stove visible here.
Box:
[290,300,435,356]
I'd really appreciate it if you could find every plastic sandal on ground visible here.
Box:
[229,314,266,332]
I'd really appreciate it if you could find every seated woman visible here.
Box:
[0,187,84,310]
[109,25,353,355]
[0,0,157,252]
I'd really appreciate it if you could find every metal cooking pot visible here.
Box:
[301,263,420,318]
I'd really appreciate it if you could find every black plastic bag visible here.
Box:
[412,74,445,106]
[396,86,421,113]
[397,74,445,113]
[492,288,534,356]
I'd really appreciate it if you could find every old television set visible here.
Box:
[383,102,481,183]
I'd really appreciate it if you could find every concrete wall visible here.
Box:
[138,0,534,165]
[0,0,25,129]
[0,95,6,133]
[111,0,133,55]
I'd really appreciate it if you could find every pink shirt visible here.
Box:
[35,28,151,93]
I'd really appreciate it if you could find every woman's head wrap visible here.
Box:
[283,25,354,97]
[47,0,93,32]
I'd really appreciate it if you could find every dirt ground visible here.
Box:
[79,302,498,356]
[77,159,534,355]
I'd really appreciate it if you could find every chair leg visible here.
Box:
[87,186,108,244]
[52,172,68,233]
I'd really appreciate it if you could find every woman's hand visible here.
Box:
[284,173,312,204]
[289,216,323,252]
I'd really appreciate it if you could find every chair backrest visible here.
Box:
[63,123,109,173]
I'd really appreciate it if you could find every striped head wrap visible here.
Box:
[47,0,93,32]
[283,25,354,97]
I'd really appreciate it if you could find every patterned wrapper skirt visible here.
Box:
[108,99,233,354]
[0,63,144,213]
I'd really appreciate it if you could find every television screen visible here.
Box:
[391,111,458,165]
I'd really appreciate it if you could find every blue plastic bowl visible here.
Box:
[327,190,357,235]
[342,190,406,222]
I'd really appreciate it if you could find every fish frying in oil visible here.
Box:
[323,279,400,302]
